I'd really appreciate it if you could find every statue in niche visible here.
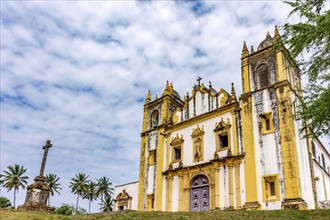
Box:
[195,138,202,160]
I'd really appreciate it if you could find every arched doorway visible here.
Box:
[190,175,209,211]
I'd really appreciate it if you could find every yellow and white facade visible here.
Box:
[114,27,330,211]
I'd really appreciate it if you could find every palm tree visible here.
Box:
[99,195,114,212]
[83,181,97,214]
[0,164,29,209]
[69,173,89,214]
[96,177,114,211]
[45,173,62,206]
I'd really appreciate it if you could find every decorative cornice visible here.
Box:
[163,153,245,176]
[191,124,205,138]
[214,118,231,132]
[170,134,184,146]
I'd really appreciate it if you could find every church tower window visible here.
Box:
[260,112,275,135]
[151,110,159,129]
[262,174,280,202]
[256,64,270,89]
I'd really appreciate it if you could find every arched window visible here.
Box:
[151,110,159,129]
[256,64,270,88]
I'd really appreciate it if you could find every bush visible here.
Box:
[0,197,12,208]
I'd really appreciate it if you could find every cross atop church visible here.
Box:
[39,140,52,177]
[197,77,202,86]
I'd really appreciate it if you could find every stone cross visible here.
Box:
[197,77,202,86]
[39,140,52,177]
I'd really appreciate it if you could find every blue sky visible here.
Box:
[1,0,328,213]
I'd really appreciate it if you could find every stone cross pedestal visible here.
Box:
[19,140,54,212]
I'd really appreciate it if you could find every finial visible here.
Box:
[163,80,170,96]
[155,94,158,99]
[250,45,254,54]
[145,90,151,103]
[242,41,249,57]
[230,83,237,103]
[266,31,271,38]
[209,81,212,88]
[197,77,202,86]
[169,82,174,94]
[274,25,280,38]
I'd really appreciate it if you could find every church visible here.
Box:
[114,27,330,211]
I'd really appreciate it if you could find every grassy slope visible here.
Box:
[1,209,330,220]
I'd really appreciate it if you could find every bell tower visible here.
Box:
[240,26,315,209]
[137,81,184,211]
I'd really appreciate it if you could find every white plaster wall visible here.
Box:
[251,96,263,205]
[219,166,229,209]
[115,181,139,210]
[147,165,155,194]
[261,134,278,173]
[169,112,233,167]
[313,139,330,203]
[172,176,179,212]
[264,201,281,210]
[314,163,330,202]
[292,93,315,209]
[217,167,222,207]
[149,132,157,150]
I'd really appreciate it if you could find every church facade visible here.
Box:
[114,27,330,211]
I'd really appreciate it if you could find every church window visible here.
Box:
[262,174,280,202]
[219,133,229,149]
[256,64,270,89]
[174,146,181,161]
[312,142,316,158]
[270,182,276,196]
[260,112,274,134]
[265,118,271,131]
[170,134,184,162]
[148,150,156,165]
[151,110,159,129]
[214,119,231,152]
[321,154,325,169]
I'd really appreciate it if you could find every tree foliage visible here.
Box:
[0,197,12,208]
[83,181,98,214]
[99,195,114,212]
[282,0,330,137]
[54,203,86,215]
[54,203,73,215]
[45,173,62,206]
[69,173,89,214]
[0,164,29,209]
[96,177,114,211]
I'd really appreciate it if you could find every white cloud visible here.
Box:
[3,0,326,213]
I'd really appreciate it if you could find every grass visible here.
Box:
[0,209,329,220]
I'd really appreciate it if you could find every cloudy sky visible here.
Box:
[1,0,328,213]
